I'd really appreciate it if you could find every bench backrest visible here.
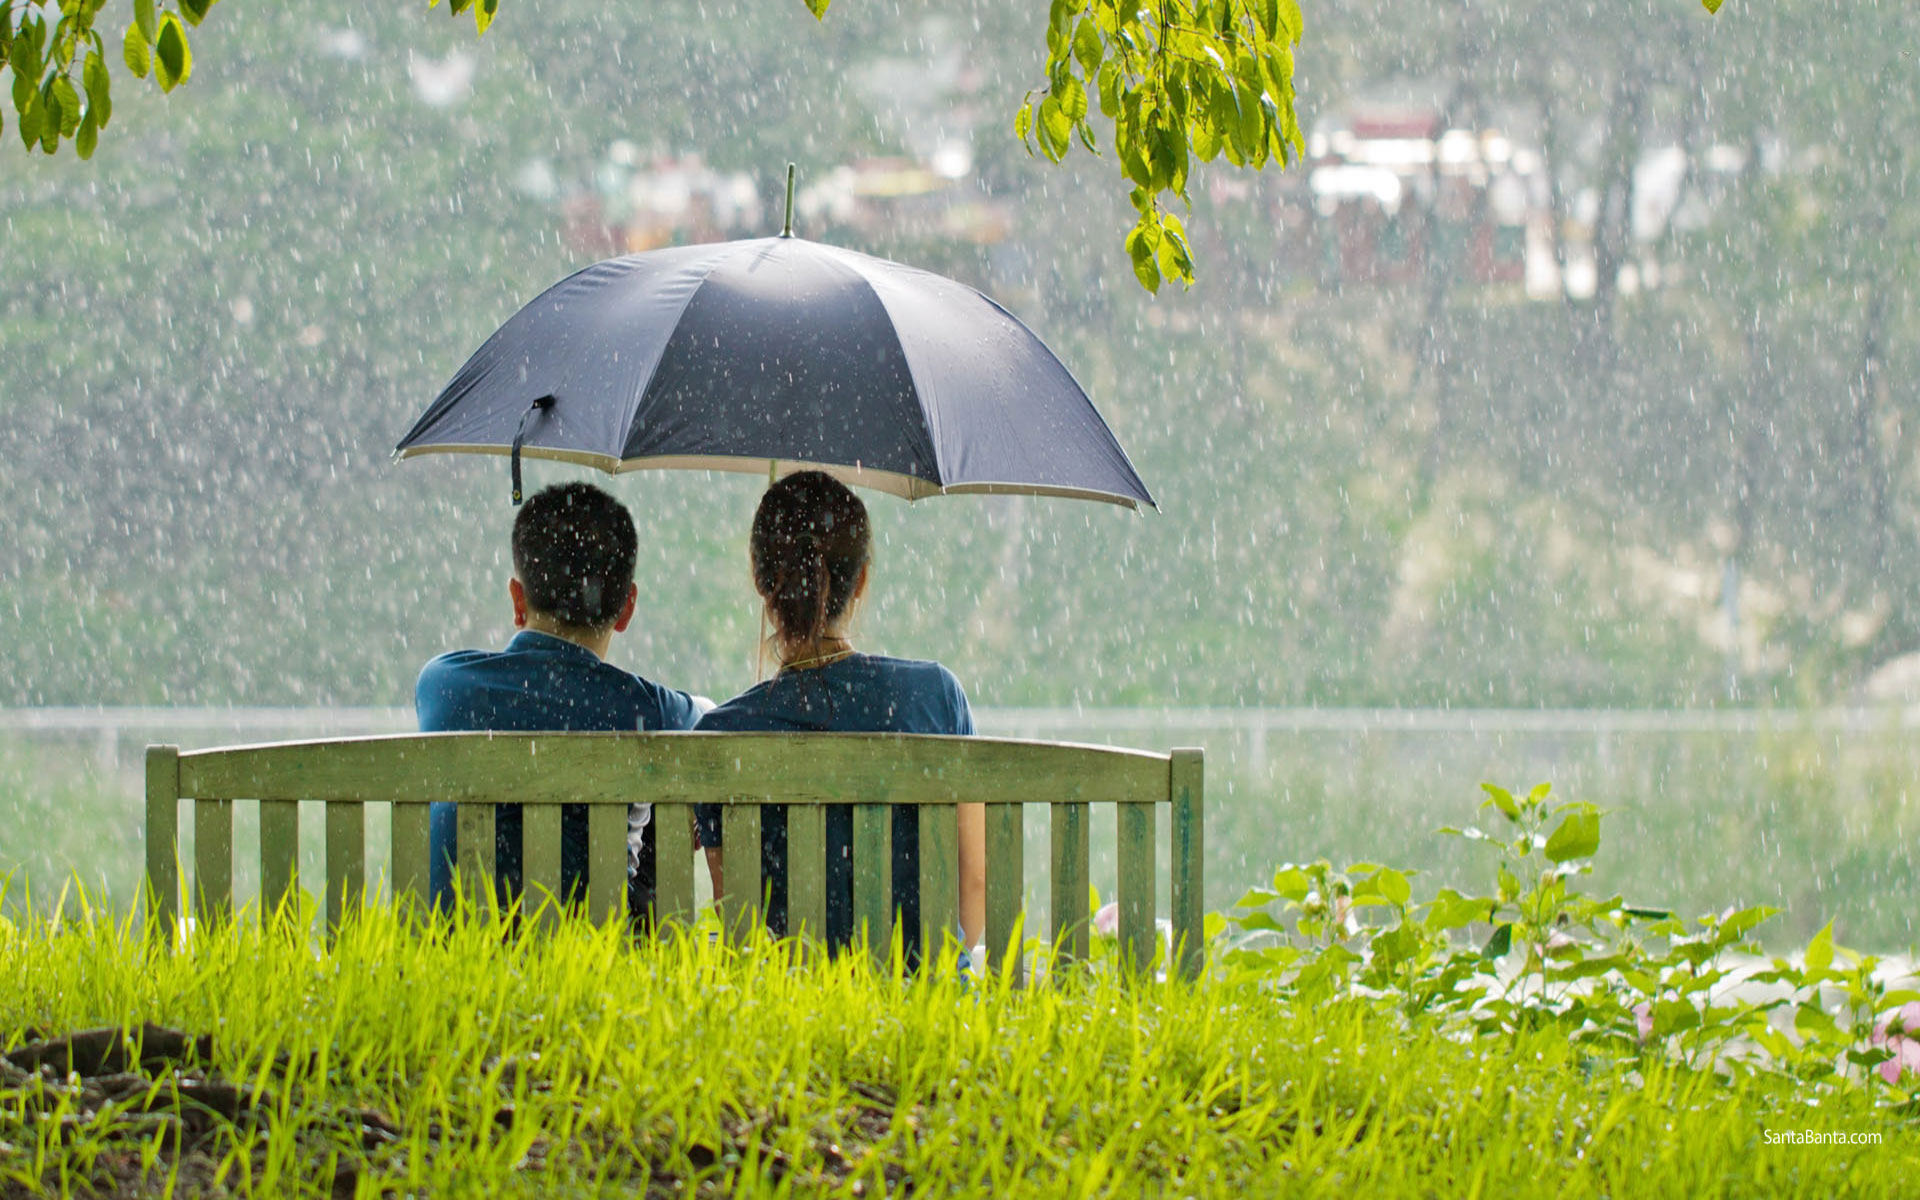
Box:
[145,732,1204,979]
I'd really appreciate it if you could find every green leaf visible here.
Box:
[1794,1000,1843,1044]
[133,0,156,44]
[1482,923,1513,960]
[13,47,37,113]
[1154,232,1189,286]
[1150,121,1185,195]
[1277,0,1305,39]
[1013,100,1032,148]
[1375,868,1412,908]
[1056,76,1087,122]
[1254,0,1279,37]
[178,0,213,27]
[1426,889,1489,931]
[122,21,150,78]
[1269,865,1311,901]
[1481,783,1520,822]
[1804,920,1835,977]
[1072,18,1102,75]
[1372,923,1419,966]
[1543,811,1601,863]
[1095,61,1120,119]
[39,80,61,139]
[1701,0,1723,11]
[1653,999,1702,1036]
[1125,221,1161,293]
[1717,905,1779,942]
[1191,116,1222,163]
[82,52,110,125]
[51,75,80,135]
[75,106,97,158]
[475,0,499,35]
[17,89,43,149]
[153,13,188,92]
[804,0,830,16]
[13,29,40,85]
[1232,911,1286,934]
[1036,95,1071,160]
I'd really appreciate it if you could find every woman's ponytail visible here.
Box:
[751,471,871,656]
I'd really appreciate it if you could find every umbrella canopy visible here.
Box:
[394,237,1154,509]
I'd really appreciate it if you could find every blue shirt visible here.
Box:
[417,630,700,906]
[695,653,973,950]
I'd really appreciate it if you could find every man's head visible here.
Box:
[510,482,639,638]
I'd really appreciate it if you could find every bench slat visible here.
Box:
[654,802,695,925]
[390,802,431,917]
[1171,749,1205,981]
[260,799,300,916]
[1117,801,1156,972]
[720,805,762,942]
[918,805,958,964]
[588,803,625,925]
[786,804,827,942]
[523,803,563,927]
[853,804,891,962]
[984,803,1023,983]
[1050,803,1089,966]
[457,803,495,910]
[145,747,179,939]
[325,801,364,928]
[174,734,1170,807]
[194,797,232,925]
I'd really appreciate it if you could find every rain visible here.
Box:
[2,0,1916,962]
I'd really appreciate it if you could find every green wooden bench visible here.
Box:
[144,733,1205,979]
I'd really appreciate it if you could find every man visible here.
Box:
[416,481,702,922]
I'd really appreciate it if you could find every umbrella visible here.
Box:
[394,203,1154,509]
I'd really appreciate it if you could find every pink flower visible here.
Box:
[1093,902,1120,938]
[1633,1002,1653,1044]
[1870,1001,1920,1086]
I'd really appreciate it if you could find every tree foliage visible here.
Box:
[0,0,1726,288]
[1009,0,1305,292]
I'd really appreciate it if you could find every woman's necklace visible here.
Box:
[781,639,855,672]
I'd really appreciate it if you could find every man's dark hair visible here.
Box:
[511,482,638,628]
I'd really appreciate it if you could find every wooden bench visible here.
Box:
[144,733,1205,979]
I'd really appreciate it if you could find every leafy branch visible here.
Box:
[1011,0,1305,293]
[0,0,497,159]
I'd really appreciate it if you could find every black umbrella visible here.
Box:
[395,223,1154,509]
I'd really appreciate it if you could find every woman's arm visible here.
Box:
[958,802,986,951]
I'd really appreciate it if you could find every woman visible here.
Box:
[695,470,985,957]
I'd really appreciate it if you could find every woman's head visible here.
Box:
[751,470,872,651]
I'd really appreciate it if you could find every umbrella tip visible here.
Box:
[781,163,796,238]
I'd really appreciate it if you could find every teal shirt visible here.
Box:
[695,653,974,950]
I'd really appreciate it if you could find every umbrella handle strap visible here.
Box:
[510,395,556,506]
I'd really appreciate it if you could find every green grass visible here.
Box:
[2,903,1914,1198]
